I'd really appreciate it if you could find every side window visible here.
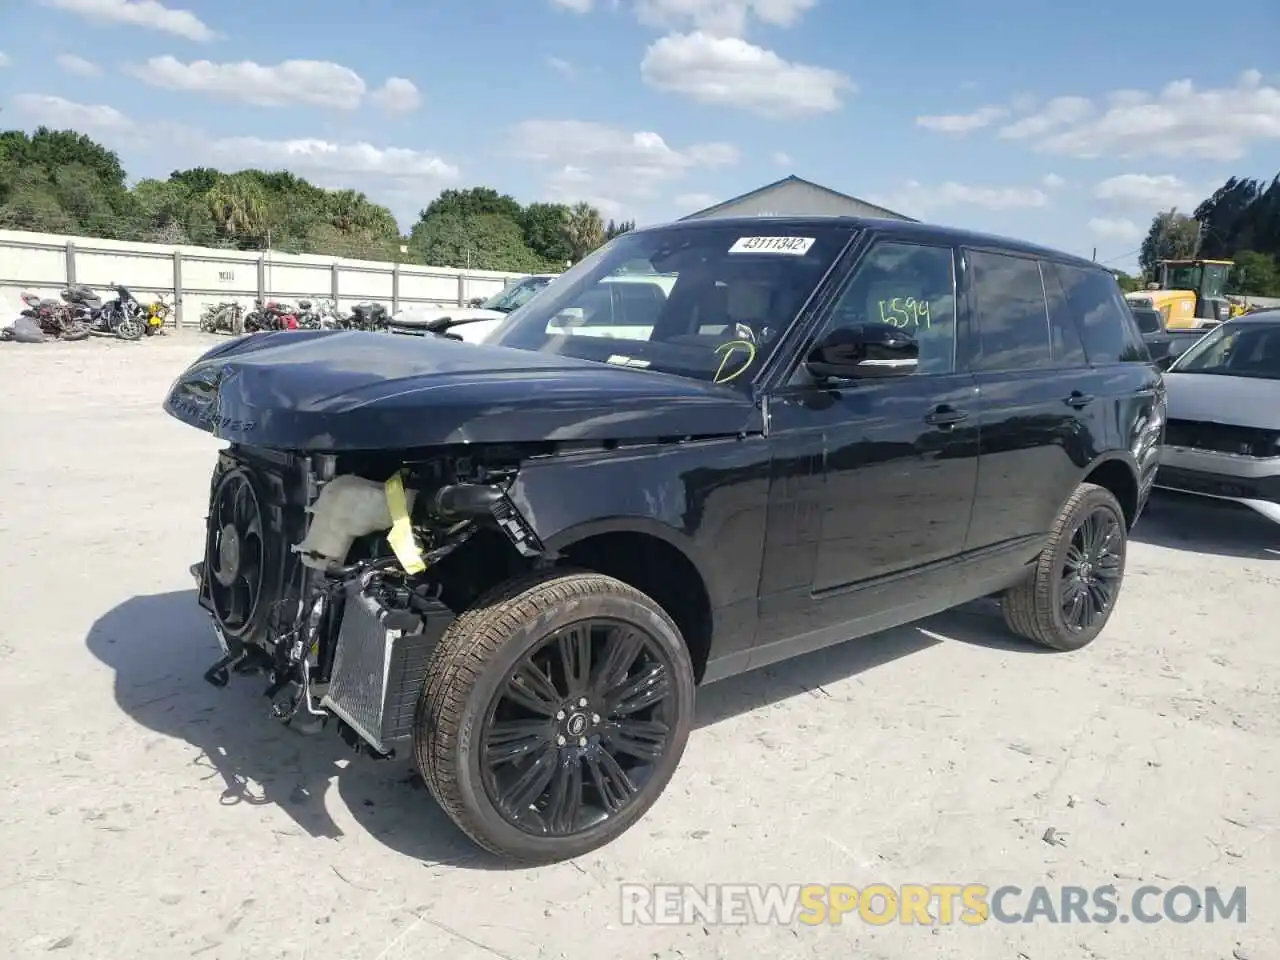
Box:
[1040,261,1089,368]
[967,250,1053,371]
[809,241,957,376]
[1052,263,1151,364]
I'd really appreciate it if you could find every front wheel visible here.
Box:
[414,570,695,864]
[1001,482,1128,651]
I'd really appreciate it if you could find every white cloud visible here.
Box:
[369,77,421,115]
[9,93,458,201]
[550,0,593,10]
[1042,173,1066,189]
[546,56,576,77]
[55,54,101,76]
[0,52,10,68]
[772,150,792,166]
[641,32,852,118]
[1037,70,1280,159]
[1093,173,1197,211]
[633,0,817,36]
[207,137,457,184]
[916,105,1009,134]
[39,0,218,41]
[998,96,1093,139]
[873,180,1050,217]
[511,118,737,216]
[127,56,369,110]
[1088,217,1142,242]
[10,93,135,133]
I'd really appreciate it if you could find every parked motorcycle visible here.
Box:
[62,283,148,340]
[296,298,344,330]
[244,298,300,333]
[344,301,390,331]
[199,301,245,335]
[142,293,171,335]
[8,291,93,341]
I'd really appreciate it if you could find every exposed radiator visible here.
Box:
[320,582,451,755]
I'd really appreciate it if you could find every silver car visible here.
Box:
[1156,309,1280,523]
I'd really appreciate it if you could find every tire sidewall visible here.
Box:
[1044,487,1127,650]
[444,586,695,861]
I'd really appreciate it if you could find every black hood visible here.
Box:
[162,330,761,451]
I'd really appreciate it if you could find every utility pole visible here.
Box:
[1092,247,1097,262]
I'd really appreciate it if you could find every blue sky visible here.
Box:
[2,0,1278,272]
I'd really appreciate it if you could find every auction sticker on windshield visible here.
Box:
[728,236,815,255]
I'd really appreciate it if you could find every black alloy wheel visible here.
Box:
[1059,506,1123,633]
[1001,482,1128,651]
[415,570,696,864]
[480,618,677,838]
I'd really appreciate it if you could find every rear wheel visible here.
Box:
[414,569,695,863]
[1001,482,1127,651]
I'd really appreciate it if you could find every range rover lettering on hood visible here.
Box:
[162,329,761,450]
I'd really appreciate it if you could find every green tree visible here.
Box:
[564,201,606,261]
[520,201,573,264]
[206,173,269,246]
[408,212,545,272]
[0,125,629,270]
[1113,270,1144,293]
[419,186,523,223]
[1229,250,1280,297]
[1139,209,1201,280]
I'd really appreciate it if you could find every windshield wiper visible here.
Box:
[422,315,501,337]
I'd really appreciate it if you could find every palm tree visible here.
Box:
[206,174,268,245]
[564,201,606,261]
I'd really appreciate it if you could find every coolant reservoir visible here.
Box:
[296,474,417,570]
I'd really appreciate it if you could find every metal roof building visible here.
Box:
[680,175,916,222]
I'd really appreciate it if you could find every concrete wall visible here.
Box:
[682,179,913,221]
[0,229,531,328]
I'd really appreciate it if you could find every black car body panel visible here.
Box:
[163,329,762,449]
[164,214,1161,692]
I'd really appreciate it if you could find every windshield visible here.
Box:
[482,222,857,388]
[1169,321,1280,379]
[1164,263,1229,300]
[482,276,552,313]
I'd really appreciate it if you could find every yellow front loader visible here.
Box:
[1124,259,1235,329]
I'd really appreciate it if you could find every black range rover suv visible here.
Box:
[164,216,1165,863]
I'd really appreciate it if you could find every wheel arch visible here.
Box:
[544,519,716,684]
[1080,453,1141,529]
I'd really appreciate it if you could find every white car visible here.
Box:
[393,272,683,344]
[1155,309,1280,523]
[388,274,557,341]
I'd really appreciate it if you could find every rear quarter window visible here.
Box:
[1051,263,1151,364]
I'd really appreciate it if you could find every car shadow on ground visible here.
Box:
[86,589,1034,870]
[1132,491,1280,559]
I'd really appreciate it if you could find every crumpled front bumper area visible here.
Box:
[320,578,453,755]
[1155,445,1280,523]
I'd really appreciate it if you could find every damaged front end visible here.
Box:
[193,444,543,757]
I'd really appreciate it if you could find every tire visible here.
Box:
[114,314,144,340]
[414,568,695,864]
[1001,482,1128,651]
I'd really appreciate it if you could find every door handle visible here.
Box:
[1064,391,1095,408]
[924,405,969,427]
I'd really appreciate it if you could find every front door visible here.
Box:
[752,239,980,668]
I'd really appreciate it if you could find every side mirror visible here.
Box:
[805,323,919,380]
[468,297,484,308]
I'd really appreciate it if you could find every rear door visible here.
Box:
[961,249,1102,572]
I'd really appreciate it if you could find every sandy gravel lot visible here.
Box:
[0,333,1276,960]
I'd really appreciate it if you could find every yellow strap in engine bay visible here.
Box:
[384,472,426,574]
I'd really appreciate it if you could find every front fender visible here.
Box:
[506,437,773,613]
